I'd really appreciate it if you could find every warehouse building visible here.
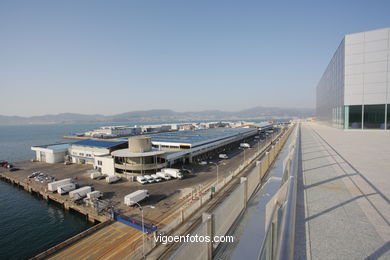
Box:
[31,143,70,163]
[316,27,390,129]
[69,139,127,164]
[31,127,258,176]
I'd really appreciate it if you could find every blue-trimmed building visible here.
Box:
[69,139,127,164]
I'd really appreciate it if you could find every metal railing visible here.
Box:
[258,123,300,260]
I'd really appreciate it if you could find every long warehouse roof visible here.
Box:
[71,139,127,148]
[146,128,256,147]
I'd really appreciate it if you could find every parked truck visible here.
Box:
[87,190,103,199]
[161,168,183,179]
[69,186,92,200]
[48,178,72,192]
[90,171,102,179]
[106,175,120,184]
[156,171,171,180]
[124,190,149,206]
[240,143,251,148]
[57,183,76,195]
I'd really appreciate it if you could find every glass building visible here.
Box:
[316,27,390,130]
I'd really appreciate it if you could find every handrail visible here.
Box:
[258,123,300,260]
[275,124,300,260]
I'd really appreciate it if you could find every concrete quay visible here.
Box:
[295,122,390,260]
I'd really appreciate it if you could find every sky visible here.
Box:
[1,0,389,117]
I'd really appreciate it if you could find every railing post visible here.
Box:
[241,177,248,205]
[202,213,214,260]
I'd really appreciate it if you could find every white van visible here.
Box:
[144,175,155,183]
[137,176,148,184]
[219,154,228,159]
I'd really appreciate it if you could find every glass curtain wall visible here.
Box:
[363,105,386,129]
[345,104,388,129]
[347,105,362,129]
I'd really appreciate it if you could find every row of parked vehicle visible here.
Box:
[136,168,183,184]
[28,172,56,183]
[1,161,20,171]
[48,178,103,201]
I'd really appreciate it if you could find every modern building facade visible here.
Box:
[316,27,390,129]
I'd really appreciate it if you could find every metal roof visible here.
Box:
[71,139,127,149]
[147,128,256,147]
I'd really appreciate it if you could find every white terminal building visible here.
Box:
[317,27,390,129]
[31,125,275,176]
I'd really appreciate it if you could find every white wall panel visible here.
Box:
[363,93,387,104]
[364,82,387,93]
[364,72,387,83]
[365,40,388,52]
[345,74,364,85]
[365,51,388,63]
[364,28,389,42]
[345,94,363,105]
[345,33,364,45]
[345,43,364,55]
[345,64,364,75]
[345,84,363,95]
[364,61,387,73]
[345,54,364,65]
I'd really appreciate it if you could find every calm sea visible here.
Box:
[0,122,140,259]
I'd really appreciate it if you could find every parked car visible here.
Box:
[199,161,208,165]
[144,175,155,183]
[9,167,20,172]
[136,176,148,184]
[151,174,162,182]
[219,154,228,159]
[0,161,8,167]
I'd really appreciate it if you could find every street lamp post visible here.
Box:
[134,202,145,259]
[210,162,219,185]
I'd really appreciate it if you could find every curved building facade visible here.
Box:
[111,137,167,174]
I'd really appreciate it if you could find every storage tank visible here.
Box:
[128,137,152,153]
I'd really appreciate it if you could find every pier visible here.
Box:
[0,172,108,223]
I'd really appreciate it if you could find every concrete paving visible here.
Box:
[295,122,390,260]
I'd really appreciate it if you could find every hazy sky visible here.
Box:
[1,0,389,116]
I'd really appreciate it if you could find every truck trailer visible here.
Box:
[106,175,121,184]
[161,168,183,179]
[48,178,72,192]
[124,190,149,206]
[57,183,76,195]
[87,190,103,199]
[69,186,92,200]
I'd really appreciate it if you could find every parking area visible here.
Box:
[0,128,280,226]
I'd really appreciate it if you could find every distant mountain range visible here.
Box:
[0,107,314,125]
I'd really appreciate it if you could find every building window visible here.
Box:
[387,104,390,130]
[348,105,362,129]
[79,153,85,156]
[86,154,92,157]
[363,104,385,129]
[97,160,102,166]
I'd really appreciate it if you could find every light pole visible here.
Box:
[134,202,145,259]
[210,162,219,185]
[243,148,246,165]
